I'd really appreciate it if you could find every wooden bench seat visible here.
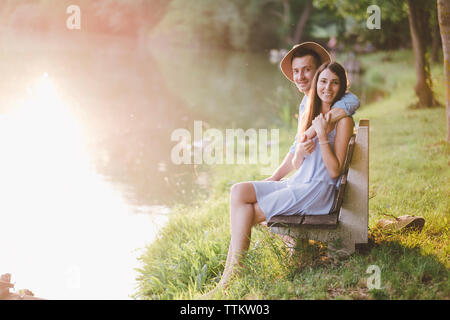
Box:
[267,119,369,258]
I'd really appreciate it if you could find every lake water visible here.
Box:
[0,28,292,299]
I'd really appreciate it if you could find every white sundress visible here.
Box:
[252,125,339,222]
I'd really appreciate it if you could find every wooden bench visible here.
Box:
[267,119,369,258]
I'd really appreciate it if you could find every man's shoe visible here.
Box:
[377,215,425,233]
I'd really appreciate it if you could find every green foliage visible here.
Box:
[152,0,350,50]
[152,0,278,50]
[314,0,411,49]
[151,0,440,51]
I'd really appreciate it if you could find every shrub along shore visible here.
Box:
[134,50,449,300]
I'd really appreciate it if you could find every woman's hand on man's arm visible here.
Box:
[303,108,347,139]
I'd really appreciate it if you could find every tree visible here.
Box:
[431,11,442,63]
[293,0,313,44]
[407,0,440,108]
[437,0,450,142]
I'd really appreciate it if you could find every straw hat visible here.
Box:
[280,42,332,83]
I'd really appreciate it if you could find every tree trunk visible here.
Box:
[431,19,441,63]
[282,0,292,44]
[407,0,439,108]
[437,0,450,142]
[293,0,313,44]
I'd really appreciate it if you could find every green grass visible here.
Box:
[134,50,449,300]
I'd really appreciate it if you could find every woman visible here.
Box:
[203,62,354,297]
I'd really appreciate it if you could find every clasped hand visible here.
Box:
[292,113,331,170]
[311,113,331,140]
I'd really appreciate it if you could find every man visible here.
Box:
[266,42,359,181]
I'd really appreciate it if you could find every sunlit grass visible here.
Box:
[134,50,449,300]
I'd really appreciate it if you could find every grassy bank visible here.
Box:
[134,50,449,300]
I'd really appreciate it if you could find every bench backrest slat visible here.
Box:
[329,134,355,215]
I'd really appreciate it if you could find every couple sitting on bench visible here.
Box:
[202,42,363,297]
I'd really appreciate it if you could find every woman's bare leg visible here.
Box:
[200,182,266,298]
[214,182,266,288]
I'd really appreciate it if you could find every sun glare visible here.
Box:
[0,73,168,299]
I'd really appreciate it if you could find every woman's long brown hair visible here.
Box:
[298,62,348,137]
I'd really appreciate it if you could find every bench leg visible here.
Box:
[274,233,311,260]
[327,237,355,259]
[277,234,301,257]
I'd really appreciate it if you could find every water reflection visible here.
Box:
[149,46,288,130]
